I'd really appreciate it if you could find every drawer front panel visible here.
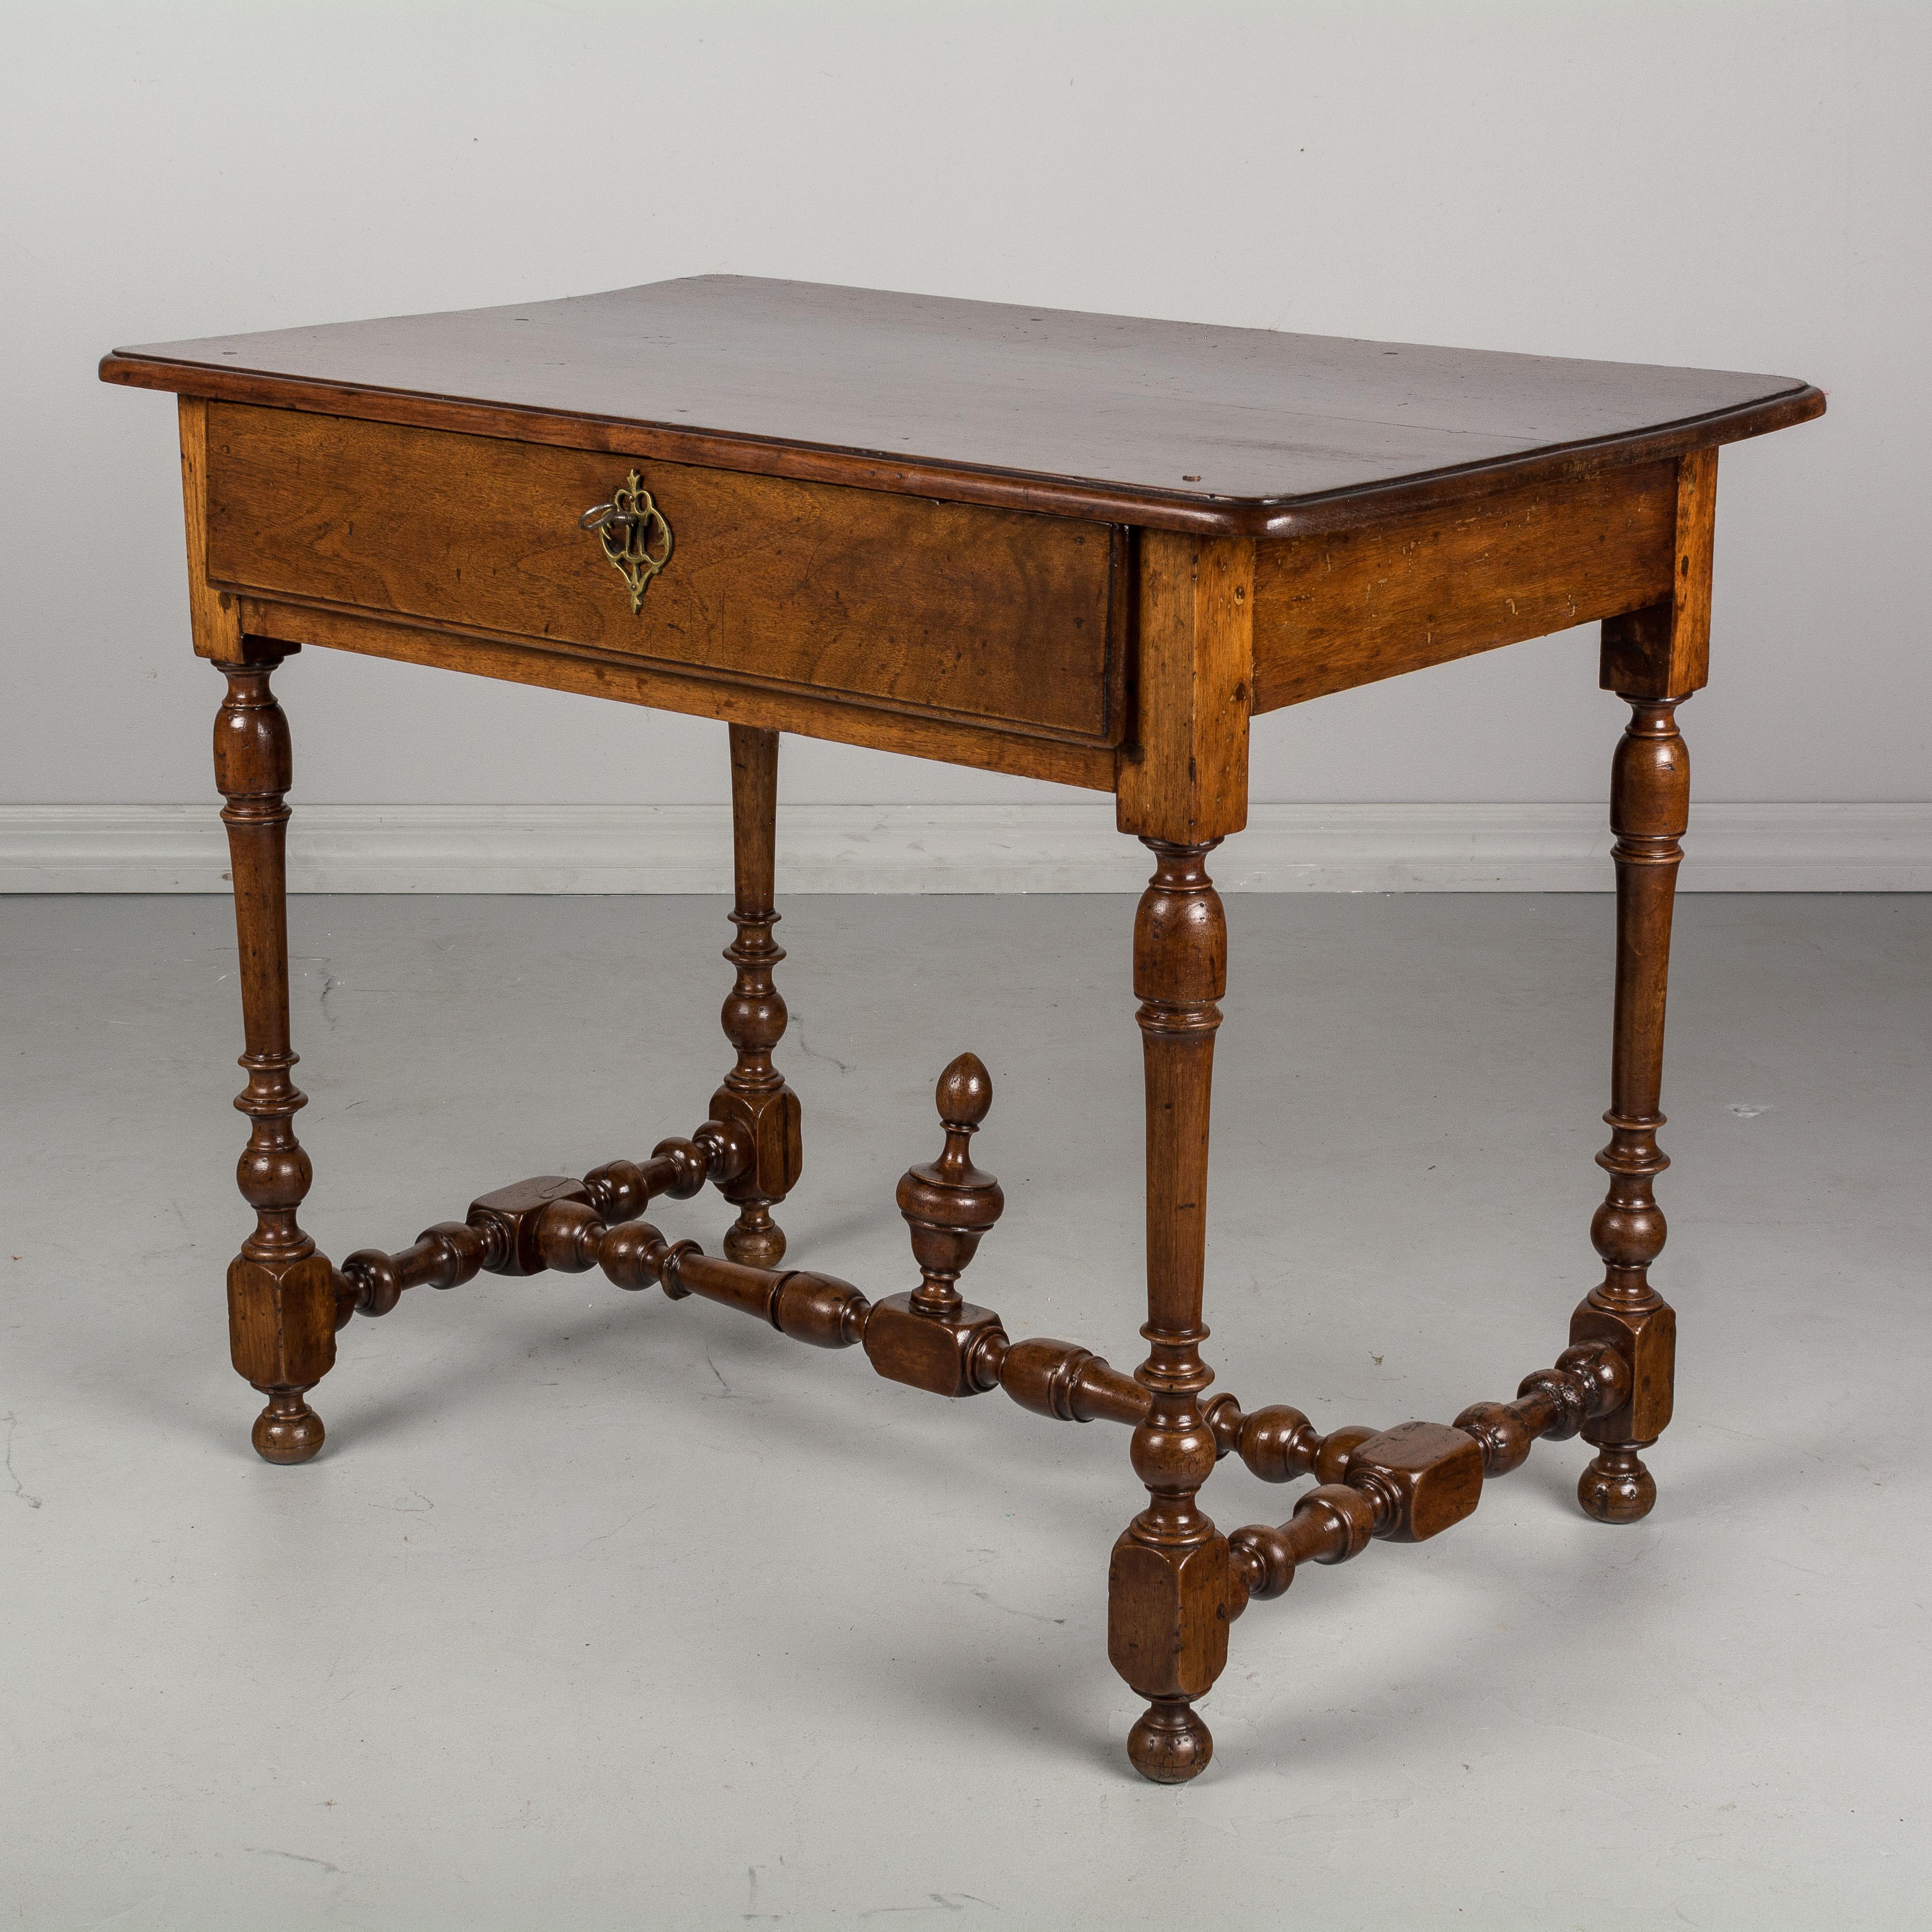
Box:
[205,405,1121,742]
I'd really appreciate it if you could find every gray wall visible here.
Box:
[5,1,1923,812]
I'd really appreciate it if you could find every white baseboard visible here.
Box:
[0,801,1926,894]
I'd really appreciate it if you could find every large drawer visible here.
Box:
[203,404,1124,744]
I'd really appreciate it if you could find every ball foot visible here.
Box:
[724,1207,786,1270]
[1127,1697,1213,1784]
[1578,1446,1655,1523]
[252,1390,325,1465]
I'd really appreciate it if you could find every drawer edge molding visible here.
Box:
[205,404,1125,746]
[234,597,1120,795]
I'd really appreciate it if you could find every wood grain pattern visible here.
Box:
[205,404,1122,744]
[1599,449,1719,698]
[104,276,1824,538]
[177,398,242,659]
[233,598,1120,792]
[1250,460,1677,710]
[1116,533,1253,844]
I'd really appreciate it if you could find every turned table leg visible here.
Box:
[1108,838,1232,1783]
[1107,528,1254,1782]
[1571,449,1715,1521]
[1572,696,1688,1521]
[213,649,336,1463]
[710,724,802,1266]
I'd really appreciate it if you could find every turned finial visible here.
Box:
[897,1052,1004,1316]
[934,1052,993,1137]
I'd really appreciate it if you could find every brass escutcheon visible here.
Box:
[578,471,673,613]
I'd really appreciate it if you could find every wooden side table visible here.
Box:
[101,279,1822,1781]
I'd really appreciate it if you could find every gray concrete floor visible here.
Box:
[2,892,1927,1930]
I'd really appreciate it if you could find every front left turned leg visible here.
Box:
[1109,839,1230,1783]
[710,724,802,1266]
[213,651,336,1463]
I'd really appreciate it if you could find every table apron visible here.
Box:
[1250,458,1679,711]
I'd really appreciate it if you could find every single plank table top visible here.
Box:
[102,276,1820,537]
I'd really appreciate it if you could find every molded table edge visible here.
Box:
[98,353,1826,539]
